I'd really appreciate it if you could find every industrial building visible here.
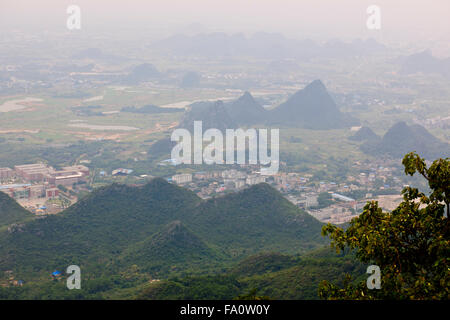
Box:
[14,163,89,186]
[0,163,89,202]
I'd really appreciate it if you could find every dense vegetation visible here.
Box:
[1,152,447,300]
[320,153,449,299]
[137,248,365,300]
[0,179,327,299]
[0,192,34,229]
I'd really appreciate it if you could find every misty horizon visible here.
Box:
[1,0,450,55]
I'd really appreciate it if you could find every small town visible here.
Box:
[0,164,90,214]
[166,160,404,224]
[0,157,405,224]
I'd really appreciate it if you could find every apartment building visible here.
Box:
[172,173,193,184]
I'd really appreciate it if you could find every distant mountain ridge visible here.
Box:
[153,33,386,59]
[147,80,360,160]
[180,80,358,129]
[399,50,450,78]
[361,121,450,159]
[268,80,359,129]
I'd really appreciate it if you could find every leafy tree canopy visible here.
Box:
[319,152,449,300]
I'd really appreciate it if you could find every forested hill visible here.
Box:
[0,191,34,229]
[0,178,326,282]
[187,183,325,257]
[137,248,366,300]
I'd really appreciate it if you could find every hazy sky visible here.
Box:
[1,0,449,49]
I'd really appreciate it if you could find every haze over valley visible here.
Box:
[0,1,449,301]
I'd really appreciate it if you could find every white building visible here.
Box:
[172,173,192,184]
[246,175,266,185]
[222,169,246,179]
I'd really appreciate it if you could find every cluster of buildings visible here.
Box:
[169,167,361,224]
[170,169,267,198]
[413,115,450,129]
[308,203,363,225]
[0,183,59,201]
[0,271,24,288]
[14,164,89,185]
[0,155,403,223]
[0,163,89,202]
[166,157,404,224]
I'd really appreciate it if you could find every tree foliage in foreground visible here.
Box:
[319,152,449,300]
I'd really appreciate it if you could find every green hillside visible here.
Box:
[119,220,220,276]
[230,252,300,277]
[0,179,202,278]
[136,248,366,300]
[237,250,365,300]
[188,183,326,257]
[0,178,325,285]
[0,191,34,229]
[137,275,242,300]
